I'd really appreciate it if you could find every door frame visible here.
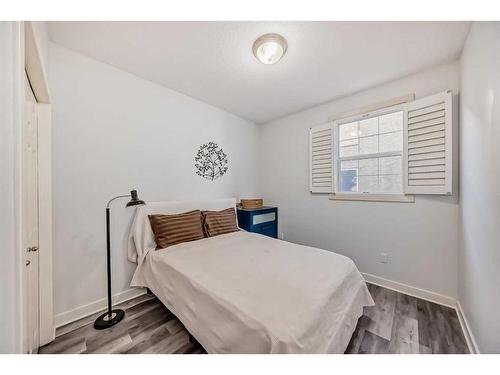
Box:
[18,21,54,352]
[7,21,25,354]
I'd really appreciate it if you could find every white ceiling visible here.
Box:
[48,22,470,124]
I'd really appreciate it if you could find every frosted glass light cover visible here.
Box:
[256,42,283,64]
[253,34,287,65]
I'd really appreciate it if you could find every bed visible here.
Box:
[128,198,374,353]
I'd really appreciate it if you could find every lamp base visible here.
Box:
[94,309,125,330]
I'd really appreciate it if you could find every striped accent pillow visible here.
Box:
[202,207,239,237]
[148,210,204,249]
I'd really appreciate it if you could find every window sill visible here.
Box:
[329,193,415,203]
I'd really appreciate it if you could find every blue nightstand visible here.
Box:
[237,206,278,239]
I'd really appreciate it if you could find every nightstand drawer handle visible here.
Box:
[252,212,276,225]
[260,224,274,231]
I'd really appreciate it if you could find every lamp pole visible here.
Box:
[94,190,145,330]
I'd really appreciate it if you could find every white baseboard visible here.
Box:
[361,272,456,308]
[456,300,480,354]
[54,287,147,328]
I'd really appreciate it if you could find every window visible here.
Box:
[309,91,453,200]
[335,107,405,195]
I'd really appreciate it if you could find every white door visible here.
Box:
[23,75,40,353]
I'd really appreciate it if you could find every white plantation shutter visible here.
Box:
[404,90,452,195]
[310,122,334,193]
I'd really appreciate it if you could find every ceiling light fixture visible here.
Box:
[252,33,287,65]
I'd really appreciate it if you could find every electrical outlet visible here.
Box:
[279,232,285,240]
[379,252,389,264]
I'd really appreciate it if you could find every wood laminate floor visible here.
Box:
[345,284,468,354]
[40,284,468,354]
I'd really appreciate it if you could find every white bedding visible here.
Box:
[130,225,374,353]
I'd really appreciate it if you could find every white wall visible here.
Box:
[30,21,50,88]
[49,43,259,317]
[259,61,460,299]
[459,22,500,353]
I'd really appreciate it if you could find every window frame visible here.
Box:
[331,103,414,203]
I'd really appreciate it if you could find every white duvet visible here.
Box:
[131,230,374,354]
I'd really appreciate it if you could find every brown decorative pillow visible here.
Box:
[202,207,239,237]
[148,210,204,249]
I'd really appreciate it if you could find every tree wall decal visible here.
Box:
[194,142,228,181]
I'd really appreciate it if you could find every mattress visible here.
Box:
[130,230,374,353]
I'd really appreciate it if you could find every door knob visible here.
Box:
[28,246,38,252]
[26,260,31,266]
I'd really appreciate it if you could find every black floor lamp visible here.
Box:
[94,190,145,330]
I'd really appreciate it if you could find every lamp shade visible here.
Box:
[126,190,145,207]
